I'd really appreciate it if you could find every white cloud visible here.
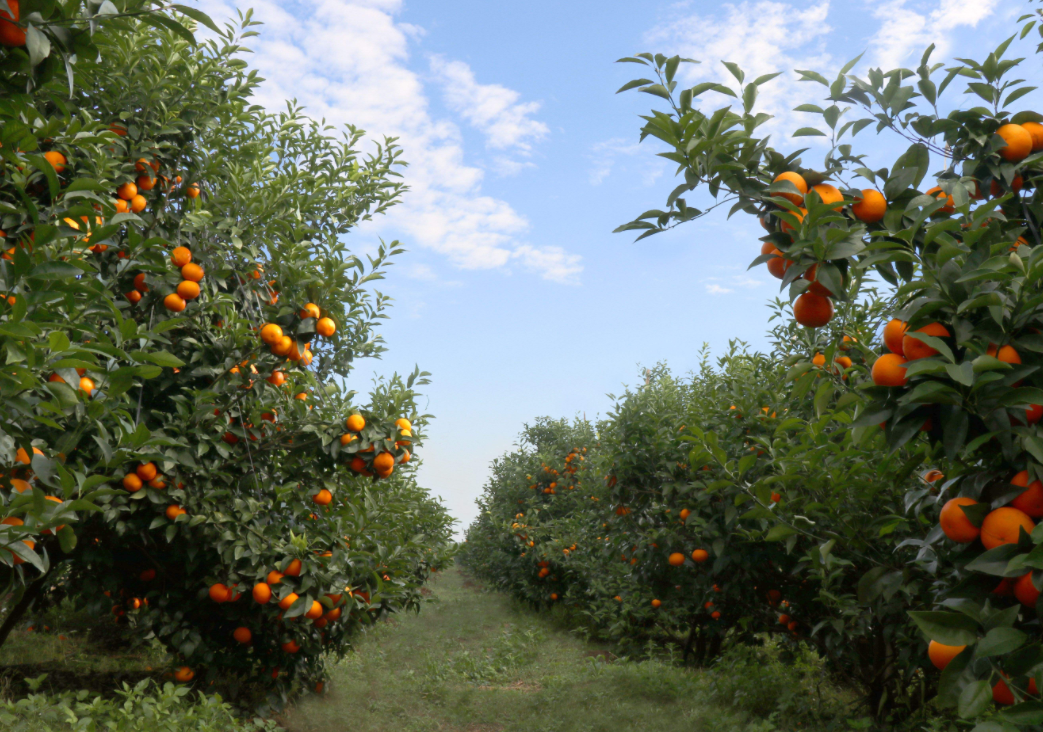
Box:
[703,274,766,295]
[430,55,549,152]
[194,0,578,283]
[644,1,835,139]
[588,137,665,186]
[868,0,999,68]
[706,284,734,294]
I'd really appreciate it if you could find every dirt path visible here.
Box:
[280,567,763,732]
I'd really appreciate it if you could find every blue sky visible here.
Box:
[195,0,1029,534]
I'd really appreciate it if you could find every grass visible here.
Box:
[280,567,808,732]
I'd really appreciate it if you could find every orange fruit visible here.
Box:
[267,370,286,386]
[997,123,1032,162]
[835,355,852,370]
[171,247,192,267]
[927,640,965,670]
[679,508,691,521]
[163,293,186,312]
[712,611,721,620]
[1011,471,1043,518]
[810,183,843,210]
[316,317,336,337]
[114,198,129,214]
[981,506,1035,550]
[851,189,886,223]
[803,263,835,297]
[313,489,332,505]
[173,667,194,683]
[233,627,252,643]
[994,677,1016,706]
[766,248,792,279]
[1025,403,1043,425]
[925,186,954,214]
[651,599,661,608]
[136,462,157,481]
[117,182,137,201]
[176,281,200,300]
[902,322,950,360]
[346,414,366,432]
[127,290,142,304]
[43,151,66,172]
[78,377,94,394]
[260,323,283,345]
[792,293,834,328]
[812,353,826,367]
[772,171,807,205]
[923,469,945,483]
[373,452,394,473]
[209,583,230,603]
[266,571,283,586]
[130,195,147,213]
[133,273,149,293]
[165,505,184,520]
[883,319,907,356]
[282,640,300,654]
[122,474,143,493]
[181,263,204,282]
[272,336,292,357]
[186,183,200,198]
[939,497,980,543]
[278,592,299,610]
[300,303,321,319]
[779,207,805,234]
[871,353,908,387]
[667,552,685,567]
[350,457,367,473]
[1021,121,1043,152]
[0,0,26,47]
[252,582,272,604]
[990,175,1023,198]
[285,558,302,576]
[987,343,1021,364]
[1015,572,1041,607]
[691,549,709,563]
[136,175,156,191]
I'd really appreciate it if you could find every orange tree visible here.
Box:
[0,3,454,706]
[616,2,1043,726]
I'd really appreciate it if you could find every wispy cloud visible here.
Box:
[703,274,766,295]
[868,0,999,68]
[194,0,578,283]
[588,137,663,186]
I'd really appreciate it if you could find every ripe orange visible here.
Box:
[186,183,200,198]
[43,151,66,173]
[346,414,366,432]
[272,336,292,356]
[923,469,945,483]
[285,558,302,577]
[278,592,299,610]
[313,489,333,505]
[181,263,204,282]
[79,377,94,394]
[176,281,200,300]
[778,614,790,625]
[997,123,1032,162]
[299,303,321,319]
[305,601,324,620]
[812,353,826,367]
[902,322,949,360]
[871,353,908,387]
[350,457,367,473]
[772,171,807,205]
[127,290,142,304]
[679,508,691,521]
[1010,471,1043,517]
[711,611,721,620]
[987,343,1021,364]
[130,195,147,213]
[267,570,284,585]
[267,370,286,386]
[766,248,792,279]
[171,247,192,267]
[651,599,661,608]
[803,264,835,297]
[851,189,886,223]
[779,207,805,234]
[990,175,1023,198]
[810,183,843,210]
[252,583,271,604]
[209,583,230,603]
[1025,403,1043,425]
[173,667,194,683]
[939,497,980,543]
[163,293,186,312]
[0,0,26,47]
[260,323,283,345]
[136,462,157,481]
[925,186,955,214]
[793,293,834,328]
[373,452,394,473]
[667,552,685,567]
[883,319,907,356]
[927,640,965,670]
[122,474,143,493]
[1022,121,1043,152]
[133,273,149,293]
[316,317,336,337]
[114,198,129,214]
[1015,572,1041,607]
[981,506,1035,550]
[136,175,156,191]
[994,677,1016,706]
[233,627,252,644]
[691,548,709,563]
[282,640,300,654]
[117,182,138,201]
[165,505,184,520]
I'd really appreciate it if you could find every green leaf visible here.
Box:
[170,4,221,33]
[908,610,980,646]
[765,524,797,541]
[793,127,827,137]
[141,352,186,368]
[977,627,1028,657]
[959,680,993,719]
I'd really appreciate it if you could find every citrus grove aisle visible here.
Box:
[280,566,765,732]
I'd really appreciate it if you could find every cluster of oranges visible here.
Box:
[119,462,185,524]
[259,303,336,366]
[152,246,204,312]
[342,414,412,480]
[666,548,710,566]
[2,446,66,565]
[761,171,887,328]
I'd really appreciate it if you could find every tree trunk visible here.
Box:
[0,565,52,650]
